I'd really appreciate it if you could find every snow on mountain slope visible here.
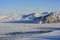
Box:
[0,12,60,24]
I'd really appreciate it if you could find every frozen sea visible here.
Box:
[0,23,60,40]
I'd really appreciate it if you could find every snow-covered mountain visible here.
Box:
[0,12,60,23]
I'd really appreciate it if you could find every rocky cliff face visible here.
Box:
[45,13,60,23]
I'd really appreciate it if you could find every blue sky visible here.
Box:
[0,0,60,15]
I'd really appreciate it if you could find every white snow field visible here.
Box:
[0,23,60,40]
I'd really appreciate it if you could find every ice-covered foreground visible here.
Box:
[0,23,60,40]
